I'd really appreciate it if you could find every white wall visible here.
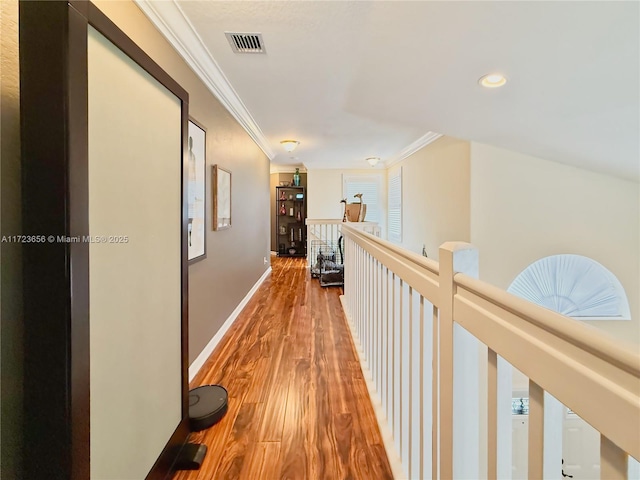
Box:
[470,142,640,346]
[390,136,471,260]
[307,168,387,234]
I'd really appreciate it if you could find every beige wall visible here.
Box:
[307,168,388,235]
[392,136,471,260]
[1,1,23,477]
[94,1,271,363]
[87,28,183,478]
[470,142,640,346]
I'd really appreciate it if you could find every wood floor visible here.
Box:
[174,256,393,480]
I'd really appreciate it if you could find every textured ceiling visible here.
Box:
[139,1,639,179]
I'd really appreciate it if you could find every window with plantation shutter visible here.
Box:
[342,174,381,223]
[507,254,631,319]
[388,167,402,243]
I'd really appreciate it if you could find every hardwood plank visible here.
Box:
[258,335,291,442]
[367,444,395,480]
[334,413,354,477]
[279,358,311,480]
[173,257,392,480]
[243,354,275,403]
[257,385,289,442]
[309,300,343,479]
[215,402,263,480]
[240,442,281,480]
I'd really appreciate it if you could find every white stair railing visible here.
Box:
[306,219,380,265]
[340,224,639,480]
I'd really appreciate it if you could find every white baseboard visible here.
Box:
[189,267,272,382]
[339,294,407,480]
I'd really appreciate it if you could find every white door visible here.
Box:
[512,411,598,479]
[512,415,528,480]
[562,410,600,479]
[513,406,640,479]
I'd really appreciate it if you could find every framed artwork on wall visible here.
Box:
[213,165,231,230]
[188,119,206,262]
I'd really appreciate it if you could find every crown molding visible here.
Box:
[385,131,443,168]
[135,0,276,159]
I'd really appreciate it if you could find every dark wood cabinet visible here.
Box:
[276,186,306,257]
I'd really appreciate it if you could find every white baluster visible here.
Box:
[408,286,414,478]
[388,268,393,426]
[497,356,512,480]
[373,259,378,387]
[432,303,439,480]
[368,253,373,369]
[399,278,404,458]
[544,393,563,480]
[378,261,383,394]
[488,348,498,480]
[419,295,425,480]
[392,273,398,448]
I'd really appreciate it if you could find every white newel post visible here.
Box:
[439,242,480,480]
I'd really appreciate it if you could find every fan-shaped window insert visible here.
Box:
[507,254,630,320]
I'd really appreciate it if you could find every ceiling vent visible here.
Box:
[225,33,266,54]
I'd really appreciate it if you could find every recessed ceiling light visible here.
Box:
[479,73,507,88]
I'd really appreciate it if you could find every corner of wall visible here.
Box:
[394,135,472,260]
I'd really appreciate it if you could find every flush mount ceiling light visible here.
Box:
[366,157,380,167]
[479,73,507,88]
[280,140,300,152]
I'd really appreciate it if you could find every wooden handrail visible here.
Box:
[454,272,640,378]
[341,223,440,275]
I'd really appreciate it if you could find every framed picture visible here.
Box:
[188,119,206,262]
[213,165,231,230]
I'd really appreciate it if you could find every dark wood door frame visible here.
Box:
[20,2,190,478]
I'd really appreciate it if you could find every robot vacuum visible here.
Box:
[188,385,228,431]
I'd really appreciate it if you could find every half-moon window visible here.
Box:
[507,254,630,319]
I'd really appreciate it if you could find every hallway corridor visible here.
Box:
[174,257,393,480]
